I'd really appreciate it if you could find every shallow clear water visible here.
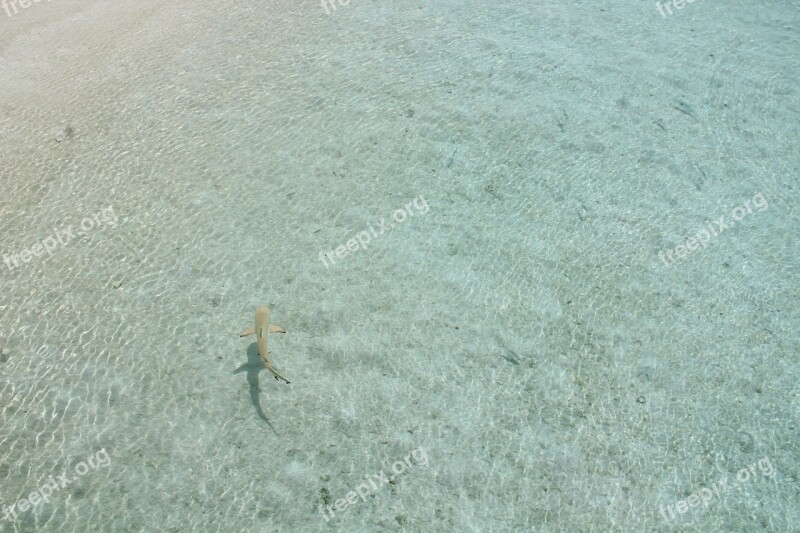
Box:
[1,1,798,531]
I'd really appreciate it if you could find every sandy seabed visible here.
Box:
[0,0,798,531]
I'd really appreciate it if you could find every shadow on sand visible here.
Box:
[233,342,286,435]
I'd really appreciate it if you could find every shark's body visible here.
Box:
[240,306,289,383]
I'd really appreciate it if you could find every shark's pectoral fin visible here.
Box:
[239,327,256,337]
[269,325,286,334]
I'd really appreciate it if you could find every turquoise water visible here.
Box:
[0,1,797,531]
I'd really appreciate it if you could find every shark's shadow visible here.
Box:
[234,342,280,435]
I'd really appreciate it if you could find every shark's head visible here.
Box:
[255,306,271,326]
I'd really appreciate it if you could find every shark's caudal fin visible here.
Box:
[262,357,291,384]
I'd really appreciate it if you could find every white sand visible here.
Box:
[1,0,798,530]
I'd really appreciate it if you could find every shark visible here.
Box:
[239,306,290,384]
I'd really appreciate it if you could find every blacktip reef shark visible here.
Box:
[239,306,290,384]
